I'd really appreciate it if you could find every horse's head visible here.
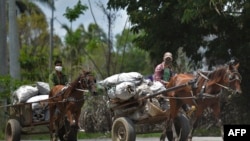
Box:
[226,62,242,95]
[79,70,98,96]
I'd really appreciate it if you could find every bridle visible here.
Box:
[76,73,96,93]
[227,71,242,83]
[197,65,242,98]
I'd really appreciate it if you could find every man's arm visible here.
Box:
[48,73,55,89]
[153,64,167,84]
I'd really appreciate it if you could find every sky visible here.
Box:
[36,0,129,40]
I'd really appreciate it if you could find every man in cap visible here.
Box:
[153,52,174,85]
[48,59,68,89]
[152,52,174,111]
[153,52,192,114]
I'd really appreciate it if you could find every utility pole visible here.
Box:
[49,0,54,71]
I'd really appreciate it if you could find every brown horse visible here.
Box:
[160,61,242,141]
[49,70,97,141]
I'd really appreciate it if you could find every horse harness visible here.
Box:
[51,73,95,103]
[195,66,242,99]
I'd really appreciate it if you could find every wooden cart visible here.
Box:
[108,81,196,141]
[5,102,49,141]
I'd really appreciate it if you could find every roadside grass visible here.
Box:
[193,127,221,136]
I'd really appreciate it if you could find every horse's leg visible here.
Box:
[160,120,171,141]
[171,118,179,141]
[187,105,204,141]
[74,110,82,129]
[49,104,56,141]
[167,99,182,141]
[211,101,224,140]
[159,97,175,141]
[63,112,74,140]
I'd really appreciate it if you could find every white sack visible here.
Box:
[26,95,49,110]
[107,81,137,100]
[12,85,39,104]
[135,83,153,98]
[27,95,49,122]
[150,81,167,94]
[99,72,143,87]
[36,81,50,95]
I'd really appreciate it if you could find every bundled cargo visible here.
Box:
[36,81,50,95]
[12,85,39,104]
[100,72,170,121]
[99,72,144,101]
[26,95,49,122]
[12,82,51,122]
[107,81,137,100]
[100,72,166,101]
[99,72,143,87]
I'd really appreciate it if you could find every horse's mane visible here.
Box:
[64,70,91,97]
[207,65,228,84]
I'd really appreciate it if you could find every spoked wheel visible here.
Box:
[5,119,21,141]
[111,117,136,141]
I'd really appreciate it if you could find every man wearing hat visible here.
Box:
[153,52,193,114]
[153,52,174,84]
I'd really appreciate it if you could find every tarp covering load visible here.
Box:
[12,82,50,122]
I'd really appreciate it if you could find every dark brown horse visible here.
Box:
[49,70,97,141]
[160,61,242,141]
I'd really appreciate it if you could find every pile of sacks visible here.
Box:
[99,72,168,120]
[12,82,50,122]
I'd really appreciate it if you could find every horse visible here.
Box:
[160,61,242,141]
[48,70,97,141]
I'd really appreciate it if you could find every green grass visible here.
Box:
[193,127,221,136]
[137,132,162,138]
[78,132,111,139]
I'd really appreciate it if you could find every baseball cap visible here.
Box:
[163,52,173,60]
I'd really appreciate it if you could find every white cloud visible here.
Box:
[36,0,128,40]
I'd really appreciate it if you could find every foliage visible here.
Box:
[175,47,196,73]
[107,0,250,124]
[16,0,62,83]
[63,0,88,22]
[0,75,31,99]
[107,0,249,65]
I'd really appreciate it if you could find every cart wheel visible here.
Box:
[161,113,190,141]
[112,117,136,141]
[5,119,21,141]
[174,113,190,141]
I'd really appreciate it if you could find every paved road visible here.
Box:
[78,137,222,141]
[19,136,222,141]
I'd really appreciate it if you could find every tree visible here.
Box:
[9,0,21,80]
[107,0,250,124]
[0,0,7,76]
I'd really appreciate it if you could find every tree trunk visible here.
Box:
[8,0,21,80]
[0,0,8,76]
